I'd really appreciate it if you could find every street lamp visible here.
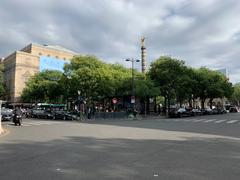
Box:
[125,58,140,105]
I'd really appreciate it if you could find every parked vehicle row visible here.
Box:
[29,109,78,120]
[1,108,79,121]
[1,108,14,121]
[169,107,227,118]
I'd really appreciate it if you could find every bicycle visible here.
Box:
[79,112,87,121]
[127,112,143,121]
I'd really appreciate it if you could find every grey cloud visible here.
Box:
[0,0,240,82]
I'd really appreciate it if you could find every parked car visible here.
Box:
[53,110,75,120]
[1,108,13,121]
[212,107,227,114]
[32,109,54,119]
[229,106,239,113]
[169,108,191,118]
[201,108,213,115]
[190,108,203,116]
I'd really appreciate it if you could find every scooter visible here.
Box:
[13,114,22,126]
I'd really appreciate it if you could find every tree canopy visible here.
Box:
[230,83,240,106]
[148,56,233,110]
[21,70,64,103]
[20,54,233,111]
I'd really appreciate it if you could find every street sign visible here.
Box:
[131,96,135,103]
[112,98,117,104]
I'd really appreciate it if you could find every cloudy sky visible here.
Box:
[1,0,240,83]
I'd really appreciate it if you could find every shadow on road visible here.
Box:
[0,135,240,180]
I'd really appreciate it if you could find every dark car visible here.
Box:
[190,108,203,116]
[169,108,191,118]
[201,108,213,115]
[1,108,13,121]
[53,110,75,120]
[32,109,54,119]
[212,107,227,114]
[229,107,239,113]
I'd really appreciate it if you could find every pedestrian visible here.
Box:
[87,107,91,120]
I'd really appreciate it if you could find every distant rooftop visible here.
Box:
[32,43,77,55]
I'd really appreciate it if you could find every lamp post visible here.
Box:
[125,58,140,106]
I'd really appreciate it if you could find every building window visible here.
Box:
[47,54,50,57]
[55,56,59,59]
[39,52,42,56]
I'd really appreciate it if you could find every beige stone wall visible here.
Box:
[3,52,17,101]
[30,44,74,61]
[14,51,39,102]
[3,43,76,102]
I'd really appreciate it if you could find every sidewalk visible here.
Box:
[0,127,6,136]
[0,122,3,135]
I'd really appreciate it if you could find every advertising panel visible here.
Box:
[40,56,70,72]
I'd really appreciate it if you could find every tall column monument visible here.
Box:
[141,37,147,74]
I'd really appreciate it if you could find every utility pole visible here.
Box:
[125,58,140,107]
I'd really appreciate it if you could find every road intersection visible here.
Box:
[1,113,240,180]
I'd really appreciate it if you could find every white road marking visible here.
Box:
[180,119,191,121]
[203,119,216,123]
[214,119,227,123]
[192,119,206,122]
[226,120,239,124]
[21,121,62,127]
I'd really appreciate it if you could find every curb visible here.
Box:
[0,129,9,137]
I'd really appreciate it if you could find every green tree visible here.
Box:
[64,56,132,104]
[21,70,64,103]
[148,56,188,112]
[194,68,233,108]
[230,83,240,105]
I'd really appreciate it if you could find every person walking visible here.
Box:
[87,107,91,120]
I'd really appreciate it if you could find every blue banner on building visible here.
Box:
[39,56,70,72]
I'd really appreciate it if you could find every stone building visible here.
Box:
[1,43,77,102]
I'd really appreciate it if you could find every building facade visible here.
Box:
[1,43,77,102]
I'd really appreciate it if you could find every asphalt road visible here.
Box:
[0,113,240,180]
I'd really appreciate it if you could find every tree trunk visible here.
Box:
[167,97,170,117]
[201,99,205,109]
[188,98,192,108]
[209,98,213,109]
[144,97,147,117]
[164,96,167,115]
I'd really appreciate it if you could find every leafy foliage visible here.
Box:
[230,83,240,105]
[149,56,233,109]
[21,70,64,103]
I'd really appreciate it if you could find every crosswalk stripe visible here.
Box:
[20,121,62,127]
[203,119,216,123]
[214,120,227,123]
[193,119,206,122]
[226,120,239,124]
[24,122,43,125]
[22,124,32,127]
[181,119,191,121]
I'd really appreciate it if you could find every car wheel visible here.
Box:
[178,113,182,118]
